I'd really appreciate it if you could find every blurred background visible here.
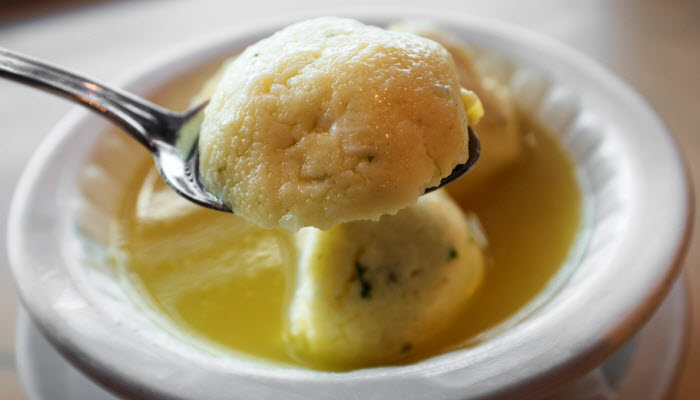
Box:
[1,0,698,399]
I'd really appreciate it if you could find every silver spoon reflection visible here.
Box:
[0,48,479,213]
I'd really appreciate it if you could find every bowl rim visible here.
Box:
[7,7,694,400]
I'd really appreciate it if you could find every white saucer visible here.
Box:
[14,278,689,400]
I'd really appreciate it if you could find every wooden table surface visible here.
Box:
[1,1,698,398]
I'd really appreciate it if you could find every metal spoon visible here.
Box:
[0,48,479,213]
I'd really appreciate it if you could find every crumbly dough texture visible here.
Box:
[288,191,484,368]
[390,22,521,198]
[199,17,480,230]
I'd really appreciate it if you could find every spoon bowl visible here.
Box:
[0,48,479,213]
[0,48,231,212]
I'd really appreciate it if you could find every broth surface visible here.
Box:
[114,57,582,371]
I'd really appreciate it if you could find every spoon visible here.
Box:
[0,48,479,212]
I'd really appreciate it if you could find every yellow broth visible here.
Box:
[113,57,582,371]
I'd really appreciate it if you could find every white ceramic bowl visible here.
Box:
[7,11,692,400]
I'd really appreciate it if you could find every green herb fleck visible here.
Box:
[448,247,458,261]
[356,262,367,277]
[360,281,371,299]
[367,155,375,162]
[355,262,372,299]
[253,53,259,57]
[401,343,413,353]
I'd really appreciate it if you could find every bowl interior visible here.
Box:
[8,12,691,400]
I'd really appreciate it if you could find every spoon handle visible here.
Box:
[0,48,178,151]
